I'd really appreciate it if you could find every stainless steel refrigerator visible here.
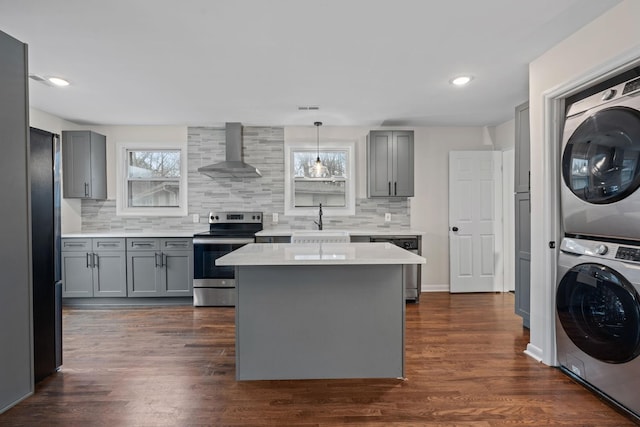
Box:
[30,127,62,382]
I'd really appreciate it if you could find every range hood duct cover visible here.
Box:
[198,122,262,178]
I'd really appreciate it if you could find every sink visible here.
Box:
[290,230,350,243]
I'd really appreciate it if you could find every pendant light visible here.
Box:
[313,121,323,176]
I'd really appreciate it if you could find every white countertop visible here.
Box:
[62,231,204,238]
[256,228,425,237]
[216,242,426,266]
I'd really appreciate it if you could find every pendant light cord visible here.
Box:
[314,121,322,163]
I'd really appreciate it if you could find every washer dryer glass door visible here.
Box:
[562,107,640,204]
[557,262,640,363]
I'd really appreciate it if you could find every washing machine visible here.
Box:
[561,76,640,241]
[556,237,640,419]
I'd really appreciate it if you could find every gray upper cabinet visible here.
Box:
[62,130,107,199]
[367,130,414,197]
[514,101,531,328]
[515,103,530,193]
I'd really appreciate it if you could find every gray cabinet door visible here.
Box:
[61,251,93,297]
[515,192,531,328]
[61,131,106,199]
[127,251,162,296]
[368,131,394,197]
[367,130,414,197]
[93,251,127,297]
[162,250,193,296]
[160,238,193,296]
[515,102,530,193]
[393,131,414,197]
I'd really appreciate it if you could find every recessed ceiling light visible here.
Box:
[450,76,473,86]
[47,77,70,87]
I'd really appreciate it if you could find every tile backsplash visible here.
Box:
[81,126,410,232]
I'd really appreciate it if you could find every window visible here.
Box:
[284,141,355,216]
[116,142,188,216]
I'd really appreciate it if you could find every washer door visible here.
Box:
[557,262,640,363]
[562,106,640,204]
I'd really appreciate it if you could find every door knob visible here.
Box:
[452,227,459,232]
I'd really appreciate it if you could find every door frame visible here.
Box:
[532,52,640,366]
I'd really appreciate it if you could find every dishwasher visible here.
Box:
[370,236,421,302]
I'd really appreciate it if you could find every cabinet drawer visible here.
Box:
[161,238,192,250]
[127,238,160,251]
[93,238,125,251]
[61,238,92,251]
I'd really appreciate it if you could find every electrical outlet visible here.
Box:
[192,213,199,223]
[385,213,391,222]
[272,213,279,223]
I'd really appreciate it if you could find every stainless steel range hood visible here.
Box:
[198,122,262,178]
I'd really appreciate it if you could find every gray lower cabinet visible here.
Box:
[61,130,107,199]
[367,130,414,197]
[127,238,193,297]
[515,192,531,328]
[61,238,127,297]
[514,101,531,328]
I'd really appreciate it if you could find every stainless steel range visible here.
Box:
[193,211,263,306]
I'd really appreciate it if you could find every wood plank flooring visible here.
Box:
[1,292,637,426]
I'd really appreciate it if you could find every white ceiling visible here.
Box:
[0,0,622,127]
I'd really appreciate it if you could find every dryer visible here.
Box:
[561,76,640,241]
[556,237,640,419]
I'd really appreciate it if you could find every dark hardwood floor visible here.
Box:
[1,292,637,426]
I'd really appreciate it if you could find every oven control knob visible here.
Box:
[594,244,608,255]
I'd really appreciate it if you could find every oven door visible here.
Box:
[193,238,253,287]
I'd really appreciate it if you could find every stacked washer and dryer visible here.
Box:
[557,75,640,419]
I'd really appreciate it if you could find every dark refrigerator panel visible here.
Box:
[30,127,62,382]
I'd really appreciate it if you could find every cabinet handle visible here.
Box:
[65,243,85,247]
[388,181,391,196]
[162,253,167,266]
[133,243,154,247]
[98,243,119,247]
[86,253,91,268]
[84,182,89,197]
[93,253,99,268]
[166,243,187,248]
[154,253,160,267]
[394,182,397,196]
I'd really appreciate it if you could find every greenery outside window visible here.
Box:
[116,142,188,216]
[285,141,356,216]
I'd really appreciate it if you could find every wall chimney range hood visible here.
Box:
[198,122,262,178]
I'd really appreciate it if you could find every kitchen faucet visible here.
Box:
[313,203,323,230]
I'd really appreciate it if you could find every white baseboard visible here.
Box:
[524,343,544,363]
[421,283,449,293]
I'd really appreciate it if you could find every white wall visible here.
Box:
[410,127,492,290]
[288,125,491,289]
[29,108,188,233]
[29,108,83,233]
[529,0,640,365]
[33,111,491,288]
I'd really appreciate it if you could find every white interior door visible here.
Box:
[502,149,515,292]
[449,151,503,293]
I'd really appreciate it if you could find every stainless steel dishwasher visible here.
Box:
[370,236,421,302]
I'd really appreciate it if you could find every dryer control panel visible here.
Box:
[615,246,640,262]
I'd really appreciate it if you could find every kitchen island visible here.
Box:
[216,242,426,380]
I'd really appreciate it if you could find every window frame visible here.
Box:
[116,141,188,217]
[284,140,356,216]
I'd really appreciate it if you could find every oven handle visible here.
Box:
[193,238,255,245]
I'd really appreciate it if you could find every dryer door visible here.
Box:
[562,106,640,204]
[557,262,640,363]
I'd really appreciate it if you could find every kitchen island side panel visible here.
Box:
[235,264,404,380]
